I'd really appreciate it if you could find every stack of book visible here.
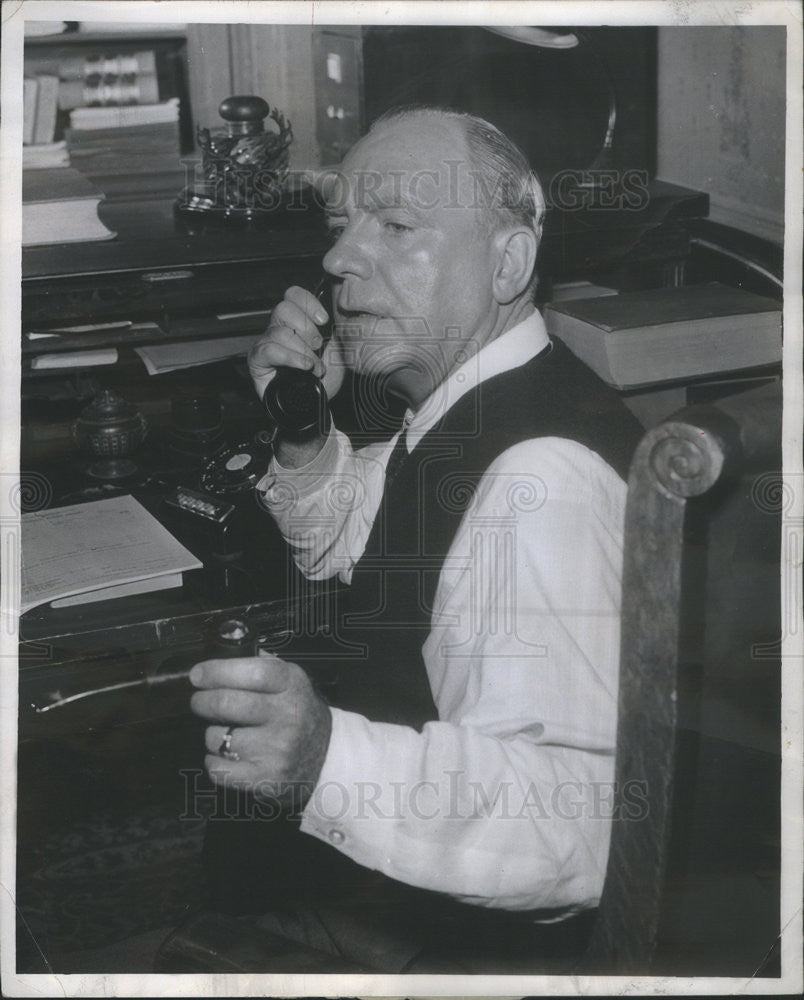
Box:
[57,50,159,110]
[23,46,181,196]
[66,97,182,199]
[24,49,160,144]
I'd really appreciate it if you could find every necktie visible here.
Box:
[384,429,410,488]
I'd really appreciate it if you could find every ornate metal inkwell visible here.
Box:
[175,95,298,224]
[72,389,148,480]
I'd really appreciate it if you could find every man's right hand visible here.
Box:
[248,285,345,402]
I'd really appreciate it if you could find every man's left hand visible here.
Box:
[189,652,332,807]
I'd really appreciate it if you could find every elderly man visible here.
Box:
[189,107,643,972]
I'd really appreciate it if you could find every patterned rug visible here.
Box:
[17,806,207,972]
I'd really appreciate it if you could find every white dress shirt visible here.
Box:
[257,309,628,915]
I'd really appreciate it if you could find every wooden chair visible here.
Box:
[582,378,782,974]
[157,380,783,976]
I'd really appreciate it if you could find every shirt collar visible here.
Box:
[402,308,551,452]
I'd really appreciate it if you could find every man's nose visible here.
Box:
[322,224,374,281]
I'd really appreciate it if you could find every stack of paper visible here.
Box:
[134,334,262,375]
[21,495,202,613]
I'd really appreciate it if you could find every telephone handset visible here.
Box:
[262,278,333,437]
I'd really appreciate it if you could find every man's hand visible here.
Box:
[189,651,332,808]
[247,284,345,402]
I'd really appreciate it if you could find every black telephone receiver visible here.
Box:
[262,277,333,436]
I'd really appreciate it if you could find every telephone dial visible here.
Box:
[178,277,332,499]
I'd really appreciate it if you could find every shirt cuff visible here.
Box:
[298,710,464,891]
[299,707,398,865]
[256,423,343,503]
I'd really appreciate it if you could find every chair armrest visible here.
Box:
[581,380,781,973]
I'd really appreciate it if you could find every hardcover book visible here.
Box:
[543,283,782,389]
[32,73,59,144]
[22,166,116,245]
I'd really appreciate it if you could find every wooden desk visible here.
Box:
[23,192,331,331]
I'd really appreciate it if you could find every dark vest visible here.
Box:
[331,337,643,728]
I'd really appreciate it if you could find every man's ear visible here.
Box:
[491,228,538,304]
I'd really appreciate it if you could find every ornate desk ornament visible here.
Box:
[72,389,147,480]
[176,95,295,223]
